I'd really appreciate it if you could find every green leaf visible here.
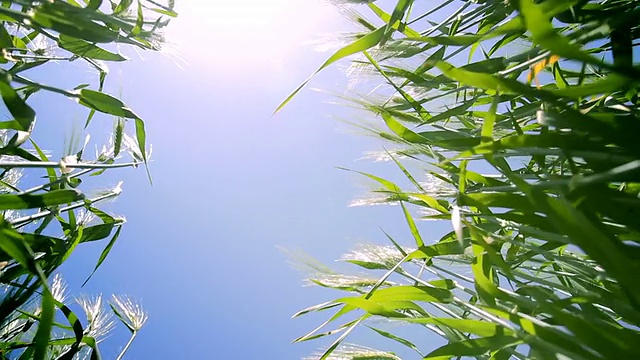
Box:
[423,335,521,360]
[532,193,640,309]
[9,59,50,75]
[481,94,499,142]
[382,112,427,144]
[435,61,514,95]
[517,0,609,69]
[114,0,134,14]
[407,241,464,261]
[33,291,55,360]
[82,225,122,287]
[0,220,34,273]
[459,192,535,213]
[367,285,453,303]
[487,306,614,359]
[367,3,420,38]
[341,168,403,194]
[0,73,35,131]
[31,3,119,43]
[0,189,84,210]
[457,133,609,160]
[551,74,628,98]
[553,63,569,89]
[80,223,120,243]
[368,326,423,356]
[132,0,144,36]
[401,202,424,247]
[0,22,12,50]
[77,89,140,119]
[336,297,406,317]
[29,139,59,190]
[405,317,514,338]
[110,303,136,334]
[471,242,502,306]
[274,26,386,114]
[87,0,103,10]
[58,34,127,61]
[55,300,86,360]
[381,0,412,45]
[135,117,149,169]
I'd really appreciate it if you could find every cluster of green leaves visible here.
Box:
[0,1,175,358]
[283,0,640,359]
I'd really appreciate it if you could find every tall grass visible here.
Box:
[281,0,640,358]
[0,1,175,358]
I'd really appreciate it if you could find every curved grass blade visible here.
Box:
[82,225,122,287]
[423,335,521,360]
[33,291,55,360]
[0,189,84,210]
[58,34,127,61]
[274,26,386,114]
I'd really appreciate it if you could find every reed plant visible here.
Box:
[0,1,175,358]
[281,1,640,358]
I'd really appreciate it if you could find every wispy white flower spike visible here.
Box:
[420,173,457,198]
[122,133,152,163]
[76,209,97,226]
[96,134,117,161]
[304,344,400,360]
[341,243,410,270]
[282,247,381,290]
[451,205,464,246]
[110,295,148,332]
[77,295,115,342]
[51,273,68,303]
[348,192,394,207]
[359,150,408,163]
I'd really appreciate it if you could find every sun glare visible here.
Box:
[177,1,285,27]
[168,0,340,70]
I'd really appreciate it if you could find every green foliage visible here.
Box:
[286,0,640,359]
[0,0,175,358]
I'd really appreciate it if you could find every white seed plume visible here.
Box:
[77,295,115,342]
[50,273,68,303]
[110,295,148,331]
[304,344,400,360]
[341,243,410,269]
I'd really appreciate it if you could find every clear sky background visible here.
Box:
[23,0,453,358]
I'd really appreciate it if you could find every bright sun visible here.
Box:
[179,1,286,26]
[168,0,340,69]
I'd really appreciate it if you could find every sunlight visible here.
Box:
[178,1,285,26]
[168,0,341,71]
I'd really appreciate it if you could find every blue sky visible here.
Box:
[21,1,454,358]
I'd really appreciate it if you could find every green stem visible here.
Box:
[0,161,140,169]
[18,168,94,196]
[11,189,120,228]
[115,331,137,360]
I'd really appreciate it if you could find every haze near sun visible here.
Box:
[167,0,342,70]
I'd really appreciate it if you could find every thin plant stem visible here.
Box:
[18,168,94,196]
[0,161,140,169]
[115,331,137,360]
[11,190,120,228]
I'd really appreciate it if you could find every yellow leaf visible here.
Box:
[527,55,560,88]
